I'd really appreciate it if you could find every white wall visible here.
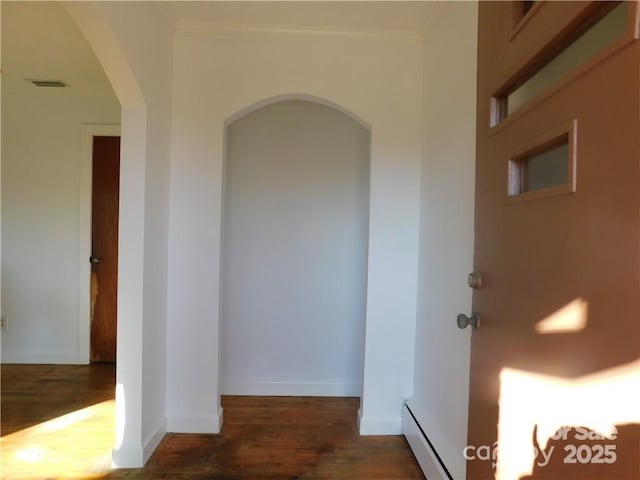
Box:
[222,100,369,397]
[1,8,120,364]
[167,26,423,434]
[93,1,174,466]
[409,2,478,478]
[65,0,174,467]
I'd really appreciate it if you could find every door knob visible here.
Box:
[457,313,480,330]
[89,256,103,264]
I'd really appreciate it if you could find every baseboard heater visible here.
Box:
[402,404,454,480]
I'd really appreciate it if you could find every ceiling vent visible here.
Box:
[28,79,68,88]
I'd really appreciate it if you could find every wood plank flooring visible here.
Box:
[1,365,425,480]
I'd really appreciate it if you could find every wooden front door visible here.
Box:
[90,136,120,363]
[468,2,640,479]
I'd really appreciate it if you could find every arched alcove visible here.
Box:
[221,98,371,402]
[224,93,371,130]
[167,31,422,439]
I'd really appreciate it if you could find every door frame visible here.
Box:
[79,124,121,363]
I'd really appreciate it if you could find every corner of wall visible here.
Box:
[357,408,403,435]
[142,416,167,464]
[166,406,223,434]
[111,446,144,469]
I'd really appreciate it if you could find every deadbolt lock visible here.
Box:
[468,271,483,289]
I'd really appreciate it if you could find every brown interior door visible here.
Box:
[468,2,640,479]
[90,136,120,363]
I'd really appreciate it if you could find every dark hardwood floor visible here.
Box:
[1,364,425,479]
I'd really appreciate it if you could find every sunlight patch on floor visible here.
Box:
[0,400,115,480]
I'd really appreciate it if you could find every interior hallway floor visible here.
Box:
[1,364,425,479]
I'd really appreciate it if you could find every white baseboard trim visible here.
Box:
[112,416,166,468]
[357,409,403,435]
[166,406,223,433]
[402,404,453,480]
[1,352,89,364]
[221,381,360,397]
[112,446,144,468]
[405,400,466,478]
[142,417,166,464]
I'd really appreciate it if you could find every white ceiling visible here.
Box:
[165,1,437,34]
[1,2,115,96]
[2,1,436,97]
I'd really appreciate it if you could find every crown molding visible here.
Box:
[175,21,422,41]
[159,3,179,33]
[418,2,446,39]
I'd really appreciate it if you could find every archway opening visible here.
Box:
[0,1,128,474]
